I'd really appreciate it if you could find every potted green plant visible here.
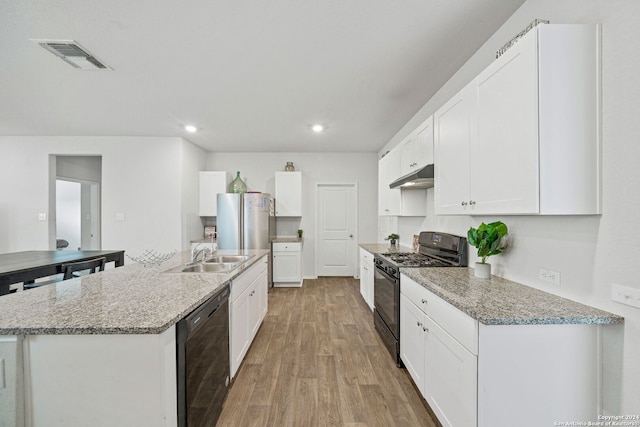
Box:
[467,221,508,279]
[385,233,399,246]
[297,229,303,238]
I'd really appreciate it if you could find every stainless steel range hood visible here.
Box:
[389,164,434,189]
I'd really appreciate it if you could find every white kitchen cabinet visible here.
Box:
[400,276,477,427]
[378,149,427,217]
[399,116,434,176]
[401,273,604,427]
[434,83,474,215]
[230,257,268,378]
[199,171,228,216]
[275,171,302,217]
[358,248,374,310]
[378,149,402,216]
[272,241,302,287]
[435,24,600,215]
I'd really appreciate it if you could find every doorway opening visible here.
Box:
[49,156,102,250]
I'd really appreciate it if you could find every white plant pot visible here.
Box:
[474,262,491,279]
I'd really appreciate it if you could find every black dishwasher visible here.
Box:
[176,285,230,427]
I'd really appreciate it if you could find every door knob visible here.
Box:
[349,234,353,238]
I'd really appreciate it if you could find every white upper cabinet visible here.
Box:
[199,171,228,216]
[275,171,302,217]
[400,116,434,177]
[434,83,474,215]
[378,149,402,216]
[378,149,427,216]
[435,24,601,216]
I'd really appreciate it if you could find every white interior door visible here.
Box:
[316,184,357,277]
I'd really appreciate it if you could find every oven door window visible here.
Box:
[374,267,399,339]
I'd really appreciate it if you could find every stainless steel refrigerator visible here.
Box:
[217,193,275,286]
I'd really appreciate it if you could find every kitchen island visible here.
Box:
[0,249,270,427]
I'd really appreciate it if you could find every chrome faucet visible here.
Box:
[191,245,211,263]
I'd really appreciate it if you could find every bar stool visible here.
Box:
[61,257,106,280]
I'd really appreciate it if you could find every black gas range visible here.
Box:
[373,231,467,366]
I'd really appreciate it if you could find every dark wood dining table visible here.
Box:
[0,250,125,296]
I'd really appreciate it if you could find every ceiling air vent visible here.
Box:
[31,39,112,70]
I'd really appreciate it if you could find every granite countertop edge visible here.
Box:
[0,249,270,336]
[358,243,622,326]
[400,267,624,326]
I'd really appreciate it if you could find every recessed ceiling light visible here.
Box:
[312,124,324,133]
[185,125,197,133]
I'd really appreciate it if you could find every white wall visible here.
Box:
[206,152,378,278]
[381,0,640,414]
[179,139,208,247]
[0,136,205,258]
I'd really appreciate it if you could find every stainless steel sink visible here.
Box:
[164,262,237,274]
[164,254,254,274]
[205,255,254,264]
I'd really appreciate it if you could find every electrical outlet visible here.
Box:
[38,213,47,221]
[539,268,561,285]
[116,213,125,221]
[611,284,640,309]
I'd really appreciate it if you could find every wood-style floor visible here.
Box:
[216,277,437,427]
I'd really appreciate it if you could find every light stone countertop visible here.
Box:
[0,249,270,335]
[271,236,303,243]
[401,267,623,326]
[359,243,623,326]
[360,243,414,254]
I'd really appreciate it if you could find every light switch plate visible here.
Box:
[611,284,640,309]
[38,213,47,221]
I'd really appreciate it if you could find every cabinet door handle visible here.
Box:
[461,201,468,206]
[421,299,427,304]
[469,200,476,206]
[416,321,423,327]
[423,326,429,332]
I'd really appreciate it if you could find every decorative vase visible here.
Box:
[389,239,397,246]
[297,230,303,238]
[474,262,491,279]
[285,162,295,172]
[228,171,247,193]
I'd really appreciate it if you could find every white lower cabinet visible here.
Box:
[401,273,603,427]
[230,257,268,378]
[400,284,477,427]
[272,241,302,287]
[359,248,374,310]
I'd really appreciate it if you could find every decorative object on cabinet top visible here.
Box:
[496,19,550,58]
[228,171,247,193]
[285,161,295,171]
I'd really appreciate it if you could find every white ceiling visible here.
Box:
[0,0,525,153]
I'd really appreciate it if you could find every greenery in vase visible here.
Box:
[467,221,508,264]
[385,233,399,243]
[297,229,303,237]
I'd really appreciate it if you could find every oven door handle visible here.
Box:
[375,265,398,284]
